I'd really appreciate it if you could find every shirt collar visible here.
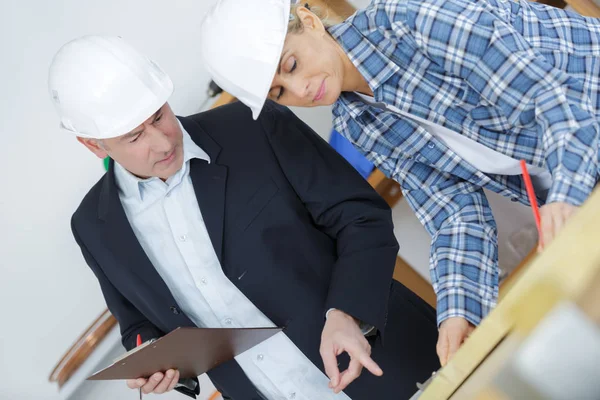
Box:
[114,120,211,201]
[328,21,400,96]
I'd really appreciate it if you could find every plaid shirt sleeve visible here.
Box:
[397,0,599,206]
[334,105,500,327]
[402,169,499,327]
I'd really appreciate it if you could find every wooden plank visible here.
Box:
[367,169,404,207]
[209,92,237,109]
[421,187,600,399]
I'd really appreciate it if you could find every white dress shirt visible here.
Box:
[356,93,552,197]
[114,122,351,400]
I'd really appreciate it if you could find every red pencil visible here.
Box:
[136,334,143,399]
[520,160,542,243]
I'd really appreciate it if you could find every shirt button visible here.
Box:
[170,306,180,315]
[427,142,435,149]
[224,318,233,325]
[256,354,264,361]
[511,197,519,202]
[201,277,207,285]
[179,234,187,242]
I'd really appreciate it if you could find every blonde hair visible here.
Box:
[287,3,334,34]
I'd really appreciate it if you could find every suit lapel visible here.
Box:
[189,158,228,264]
[179,116,228,264]
[97,165,174,296]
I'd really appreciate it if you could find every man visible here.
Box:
[49,36,439,399]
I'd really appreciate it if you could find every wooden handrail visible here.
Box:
[49,309,117,388]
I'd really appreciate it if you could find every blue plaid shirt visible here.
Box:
[329,0,600,326]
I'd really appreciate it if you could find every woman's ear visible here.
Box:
[77,137,109,159]
[296,6,325,32]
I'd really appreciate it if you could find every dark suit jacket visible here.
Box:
[71,101,437,399]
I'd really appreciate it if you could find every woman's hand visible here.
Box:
[538,202,578,252]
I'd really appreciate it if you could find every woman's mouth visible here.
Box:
[313,80,326,102]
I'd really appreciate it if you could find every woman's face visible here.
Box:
[267,9,345,107]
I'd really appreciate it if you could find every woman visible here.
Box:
[200,0,600,369]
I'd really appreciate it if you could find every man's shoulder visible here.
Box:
[71,172,109,229]
[182,100,288,125]
[179,100,296,143]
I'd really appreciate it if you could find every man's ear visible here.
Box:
[296,6,326,32]
[77,137,108,159]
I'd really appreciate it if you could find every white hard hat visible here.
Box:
[200,0,290,120]
[48,35,173,139]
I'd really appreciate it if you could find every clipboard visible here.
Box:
[87,327,282,380]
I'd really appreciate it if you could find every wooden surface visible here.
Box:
[564,0,600,17]
[420,187,600,399]
[307,0,357,21]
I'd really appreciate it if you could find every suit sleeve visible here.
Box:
[71,217,164,350]
[259,101,399,338]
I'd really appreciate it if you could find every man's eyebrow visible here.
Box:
[120,107,163,141]
[120,128,144,141]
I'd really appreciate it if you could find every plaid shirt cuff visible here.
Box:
[546,172,596,207]
[435,282,498,328]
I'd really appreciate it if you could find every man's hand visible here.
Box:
[320,310,383,393]
[126,369,180,395]
[538,202,578,252]
[437,317,475,367]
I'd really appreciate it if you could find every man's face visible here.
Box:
[78,103,184,180]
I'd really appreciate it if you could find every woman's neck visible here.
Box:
[335,41,373,96]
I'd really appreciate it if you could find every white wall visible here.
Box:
[0,1,218,399]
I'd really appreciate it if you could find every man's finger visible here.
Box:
[320,344,341,388]
[334,358,363,393]
[357,352,383,376]
[167,370,180,392]
[154,369,176,394]
[141,372,163,394]
[126,378,146,389]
